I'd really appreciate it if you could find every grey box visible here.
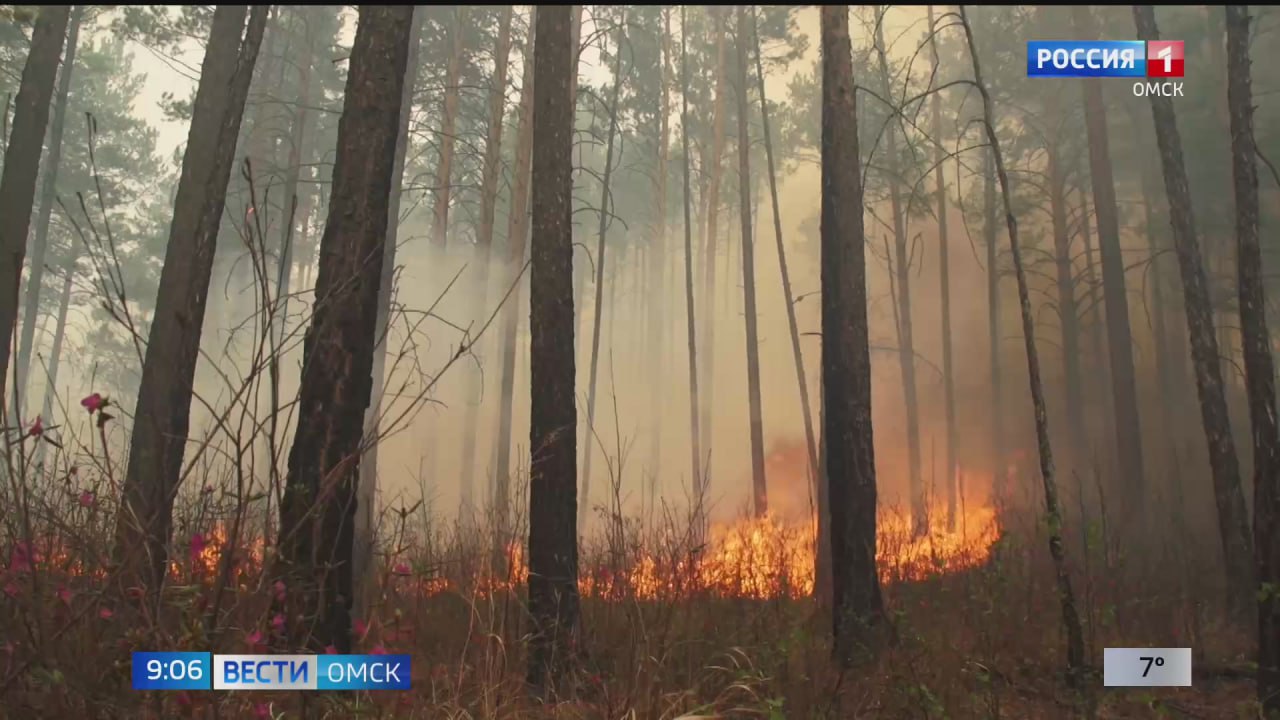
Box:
[1103,648,1192,687]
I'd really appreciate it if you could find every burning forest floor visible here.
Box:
[0,485,1260,719]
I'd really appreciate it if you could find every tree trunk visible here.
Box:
[526,4,580,693]
[578,13,627,533]
[1226,5,1280,706]
[0,5,70,413]
[822,6,885,667]
[928,5,959,531]
[15,5,82,413]
[751,5,822,592]
[984,146,1005,499]
[1072,5,1147,521]
[733,6,767,517]
[274,5,413,652]
[699,7,728,475]
[353,6,422,613]
[34,255,73,469]
[874,18,925,536]
[430,6,468,250]
[646,7,672,488]
[961,6,1086,687]
[680,6,705,530]
[113,5,266,600]
[1134,3,1254,623]
[1078,187,1116,465]
[460,5,514,521]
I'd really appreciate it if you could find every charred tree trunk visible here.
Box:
[1073,5,1148,522]
[961,6,1086,687]
[1134,3,1254,623]
[353,6,422,611]
[274,5,413,652]
[751,5,822,589]
[875,18,925,536]
[699,7,728,477]
[984,147,1005,499]
[928,5,959,531]
[822,6,884,667]
[734,5,767,517]
[0,5,70,413]
[113,6,266,600]
[15,5,82,410]
[1226,5,1280,707]
[578,13,627,533]
[527,4,580,693]
[431,7,468,250]
[680,5,705,529]
[460,5,514,521]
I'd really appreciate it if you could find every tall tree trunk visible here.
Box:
[1078,187,1115,464]
[527,4,580,693]
[33,254,72,469]
[734,5,767,517]
[274,5,413,652]
[1134,3,1254,623]
[680,5,705,530]
[699,7,728,476]
[0,5,70,413]
[961,6,1086,687]
[353,6,422,613]
[822,6,884,667]
[928,5,959,531]
[1072,6,1147,522]
[460,5,514,521]
[751,5,822,592]
[113,5,266,600]
[431,6,468,250]
[1226,5,1280,707]
[646,7,672,487]
[15,5,82,412]
[984,146,1005,499]
[874,18,925,536]
[578,13,627,533]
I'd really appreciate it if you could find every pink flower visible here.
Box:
[99,607,114,620]
[253,702,270,719]
[271,613,285,633]
[9,542,33,573]
[370,644,387,655]
[27,416,43,437]
[353,618,369,641]
[80,393,106,414]
[324,644,338,655]
[273,580,286,602]
[3,582,19,598]
[175,691,192,707]
[56,586,72,605]
[78,490,96,508]
[245,630,263,649]
[392,562,411,577]
[202,484,214,494]
[189,533,207,562]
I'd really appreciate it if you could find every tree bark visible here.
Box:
[699,7,728,475]
[680,6,706,530]
[0,5,70,413]
[353,6,422,613]
[928,5,959,531]
[578,12,627,532]
[274,5,413,652]
[961,5,1086,687]
[984,145,1005,499]
[1134,3,1254,623]
[822,6,884,667]
[113,5,266,600]
[526,4,580,693]
[733,5,767,517]
[1078,187,1116,464]
[1226,5,1280,707]
[15,5,82,413]
[646,7,672,490]
[430,6,468,250]
[460,5,514,521]
[1072,5,1148,520]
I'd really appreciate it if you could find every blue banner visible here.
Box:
[132,652,213,691]
[318,655,412,690]
[1027,41,1147,78]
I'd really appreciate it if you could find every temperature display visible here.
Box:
[1103,648,1192,687]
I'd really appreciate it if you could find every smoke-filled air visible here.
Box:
[1,4,1278,718]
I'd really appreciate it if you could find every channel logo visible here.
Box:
[1027,40,1184,78]
[131,652,412,691]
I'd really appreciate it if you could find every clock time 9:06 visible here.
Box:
[132,652,212,690]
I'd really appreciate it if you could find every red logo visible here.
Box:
[1146,40,1184,78]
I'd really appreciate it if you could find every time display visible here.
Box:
[132,652,212,691]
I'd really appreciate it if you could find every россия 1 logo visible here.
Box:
[1027,40,1185,97]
